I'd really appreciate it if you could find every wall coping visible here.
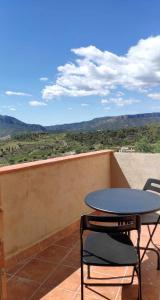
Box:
[0,150,113,175]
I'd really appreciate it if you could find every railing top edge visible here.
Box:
[0,150,113,175]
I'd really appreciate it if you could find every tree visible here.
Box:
[135,137,152,152]
[153,140,160,153]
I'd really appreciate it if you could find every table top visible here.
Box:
[85,188,160,215]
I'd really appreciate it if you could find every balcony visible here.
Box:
[0,150,160,299]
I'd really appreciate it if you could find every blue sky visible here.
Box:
[1,0,160,125]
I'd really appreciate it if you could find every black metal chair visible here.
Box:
[140,178,160,268]
[80,214,142,300]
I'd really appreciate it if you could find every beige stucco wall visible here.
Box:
[111,152,160,189]
[0,150,111,258]
[1,150,160,259]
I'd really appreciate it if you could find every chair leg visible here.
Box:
[129,267,135,285]
[147,225,160,251]
[141,221,160,268]
[87,265,91,279]
[81,263,84,300]
[137,261,142,300]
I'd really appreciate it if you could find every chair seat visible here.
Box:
[141,211,160,225]
[83,232,138,266]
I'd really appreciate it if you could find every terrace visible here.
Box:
[0,150,160,299]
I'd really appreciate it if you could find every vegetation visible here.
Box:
[0,124,160,166]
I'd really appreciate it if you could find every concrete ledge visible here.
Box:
[0,150,112,175]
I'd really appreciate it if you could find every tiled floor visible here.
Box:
[6,225,160,300]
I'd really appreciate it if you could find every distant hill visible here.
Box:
[46,112,160,132]
[1,113,160,137]
[0,115,46,137]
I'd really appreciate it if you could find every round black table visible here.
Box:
[85,188,160,269]
[85,188,160,215]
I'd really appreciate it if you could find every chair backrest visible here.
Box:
[80,215,141,261]
[143,178,160,194]
[80,214,141,235]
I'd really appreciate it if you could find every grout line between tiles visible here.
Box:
[7,253,37,282]
[28,241,80,300]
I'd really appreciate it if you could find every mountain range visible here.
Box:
[1,112,160,137]
[0,115,46,137]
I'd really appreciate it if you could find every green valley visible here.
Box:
[0,124,160,166]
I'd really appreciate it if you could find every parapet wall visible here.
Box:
[111,152,160,189]
[0,150,111,258]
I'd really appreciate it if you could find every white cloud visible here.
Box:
[148,93,160,100]
[116,91,124,97]
[42,36,160,100]
[5,91,32,97]
[9,107,16,111]
[101,99,110,104]
[68,107,73,110]
[40,77,48,81]
[110,97,140,107]
[101,97,140,107]
[29,100,47,107]
[81,103,89,106]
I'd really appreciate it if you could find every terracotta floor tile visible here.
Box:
[16,258,57,284]
[32,287,75,300]
[84,271,124,286]
[63,248,80,268]
[55,234,79,248]
[152,226,160,245]
[141,269,160,287]
[43,288,75,300]
[36,244,70,264]
[140,237,153,248]
[122,267,138,285]
[7,274,12,281]
[6,224,160,300]
[79,284,119,300]
[118,265,160,299]
[73,295,100,300]
[7,275,39,300]
[90,266,127,278]
[30,288,46,299]
[74,240,81,252]
[116,289,136,300]
[141,250,158,271]
[119,283,160,300]
[118,285,139,300]
[7,257,32,276]
[40,265,80,292]
[74,294,99,300]
[141,284,160,300]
